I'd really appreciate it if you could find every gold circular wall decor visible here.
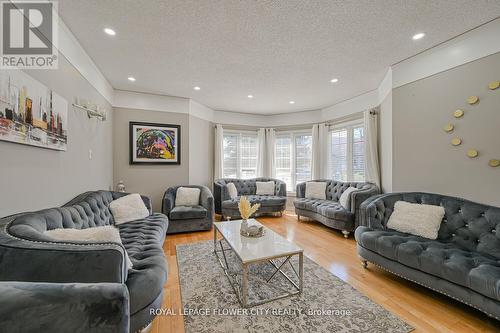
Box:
[489,159,500,167]
[489,81,499,90]
[453,109,464,118]
[467,95,479,105]
[451,137,462,146]
[443,123,454,132]
[467,149,479,158]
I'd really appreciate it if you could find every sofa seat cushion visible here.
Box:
[117,214,168,314]
[294,198,353,222]
[222,195,286,209]
[356,227,500,301]
[170,206,207,220]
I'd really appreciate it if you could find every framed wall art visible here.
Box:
[129,121,181,164]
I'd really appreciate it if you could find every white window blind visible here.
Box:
[275,131,312,191]
[328,123,365,181]
[223,131,258,179]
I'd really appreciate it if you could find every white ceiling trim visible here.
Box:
[58,18,114,104]
[392,18,500,88]
[113,90,190,113]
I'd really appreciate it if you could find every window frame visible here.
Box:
[222,129,258,179]
[328,119,365,182]
[274,129,312,194]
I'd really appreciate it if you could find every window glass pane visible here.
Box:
[295,134,312,186]
[275,135,292,190]
[329,129,348,181]
[240,134,257,179]
[352,126,365,181]
[223,134,238,178]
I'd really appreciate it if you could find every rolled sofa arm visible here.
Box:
[200,186,215,217]
[358,192,409,229]
[0,281,129,333]
[350,184,380,215]
[0,216,127,284]
[162,187,176,215]
[296,182,307,198]
[213,180,230,214]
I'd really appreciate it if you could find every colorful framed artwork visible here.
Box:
[0,69,68,151]
[129,121,181,164]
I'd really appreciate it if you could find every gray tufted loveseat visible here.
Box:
[214,178,287,219]
[356,192,500,320]
[294,180,379,238]
[0,190,168,333]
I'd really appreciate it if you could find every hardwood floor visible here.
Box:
[151,212,500,333]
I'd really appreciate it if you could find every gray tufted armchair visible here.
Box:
[162,185,214,234]
[214,178,287,219]
[294,180,379,237]
[356,192,500,321]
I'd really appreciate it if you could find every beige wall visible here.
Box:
[188,115,214,188]
[0,57,113,217]
[392,52,500,206]
[113,107,189,211]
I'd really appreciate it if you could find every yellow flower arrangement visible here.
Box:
[238,196,260,220]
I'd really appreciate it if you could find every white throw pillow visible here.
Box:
[256,181,275,195]
[305,182,327,200]
[339,187,359,210]
[227,182,238,199]
[387,201,445,239]
[109,193,149,225]
[44,225,133,270]
[175,187,201,206]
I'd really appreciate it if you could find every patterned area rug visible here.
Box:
[177,241,413,333]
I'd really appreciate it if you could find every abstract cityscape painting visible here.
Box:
[0,70,68,151]
[129,121,181,164]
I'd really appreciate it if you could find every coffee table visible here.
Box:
[213,219,304,308]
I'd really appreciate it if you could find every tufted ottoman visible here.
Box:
[356,192,500,321]
[0,190,168,333]
[214,178,287,219]
[294,180,379,237]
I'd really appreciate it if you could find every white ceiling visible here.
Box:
[58,0,500,115]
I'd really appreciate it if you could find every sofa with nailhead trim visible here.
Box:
[294,180,379,238]
[0,190,168,333]
[355,192,500,320]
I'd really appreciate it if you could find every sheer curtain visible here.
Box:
[311,123,328,179]
[214,124,224,179]
[256,128,276,177]
[256,128,266,177]
[266,128,276,178]
[364,108,381,188]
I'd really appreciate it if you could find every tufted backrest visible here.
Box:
[215,178,286,196]
[297,179,372,202]
[6,190,149,242]
[362,192,500,259]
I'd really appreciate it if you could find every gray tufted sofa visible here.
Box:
[0,190,169,333]
[214,178,287,219]
[356,192,500,320]
[294,180,379,238]
[162,185,214,234]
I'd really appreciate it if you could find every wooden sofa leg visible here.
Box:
[297,214,300,221]
[360,259,368,269]
[341,230,350,238]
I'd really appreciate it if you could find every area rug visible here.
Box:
[176,241,413,333]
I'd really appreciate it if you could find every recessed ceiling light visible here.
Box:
[412,32,425,40]
[247,95,253,99]
[193,86,201,91]
[330,78,339,83]
[289,101,295,104]
[127,77,136,82]
[104,28,116,36]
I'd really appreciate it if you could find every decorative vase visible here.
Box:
[240,219,249,235]
[116,180,126,193]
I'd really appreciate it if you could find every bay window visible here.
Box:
[275,131,312,191]
[328,122,365,181]
[223,131,258,179]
